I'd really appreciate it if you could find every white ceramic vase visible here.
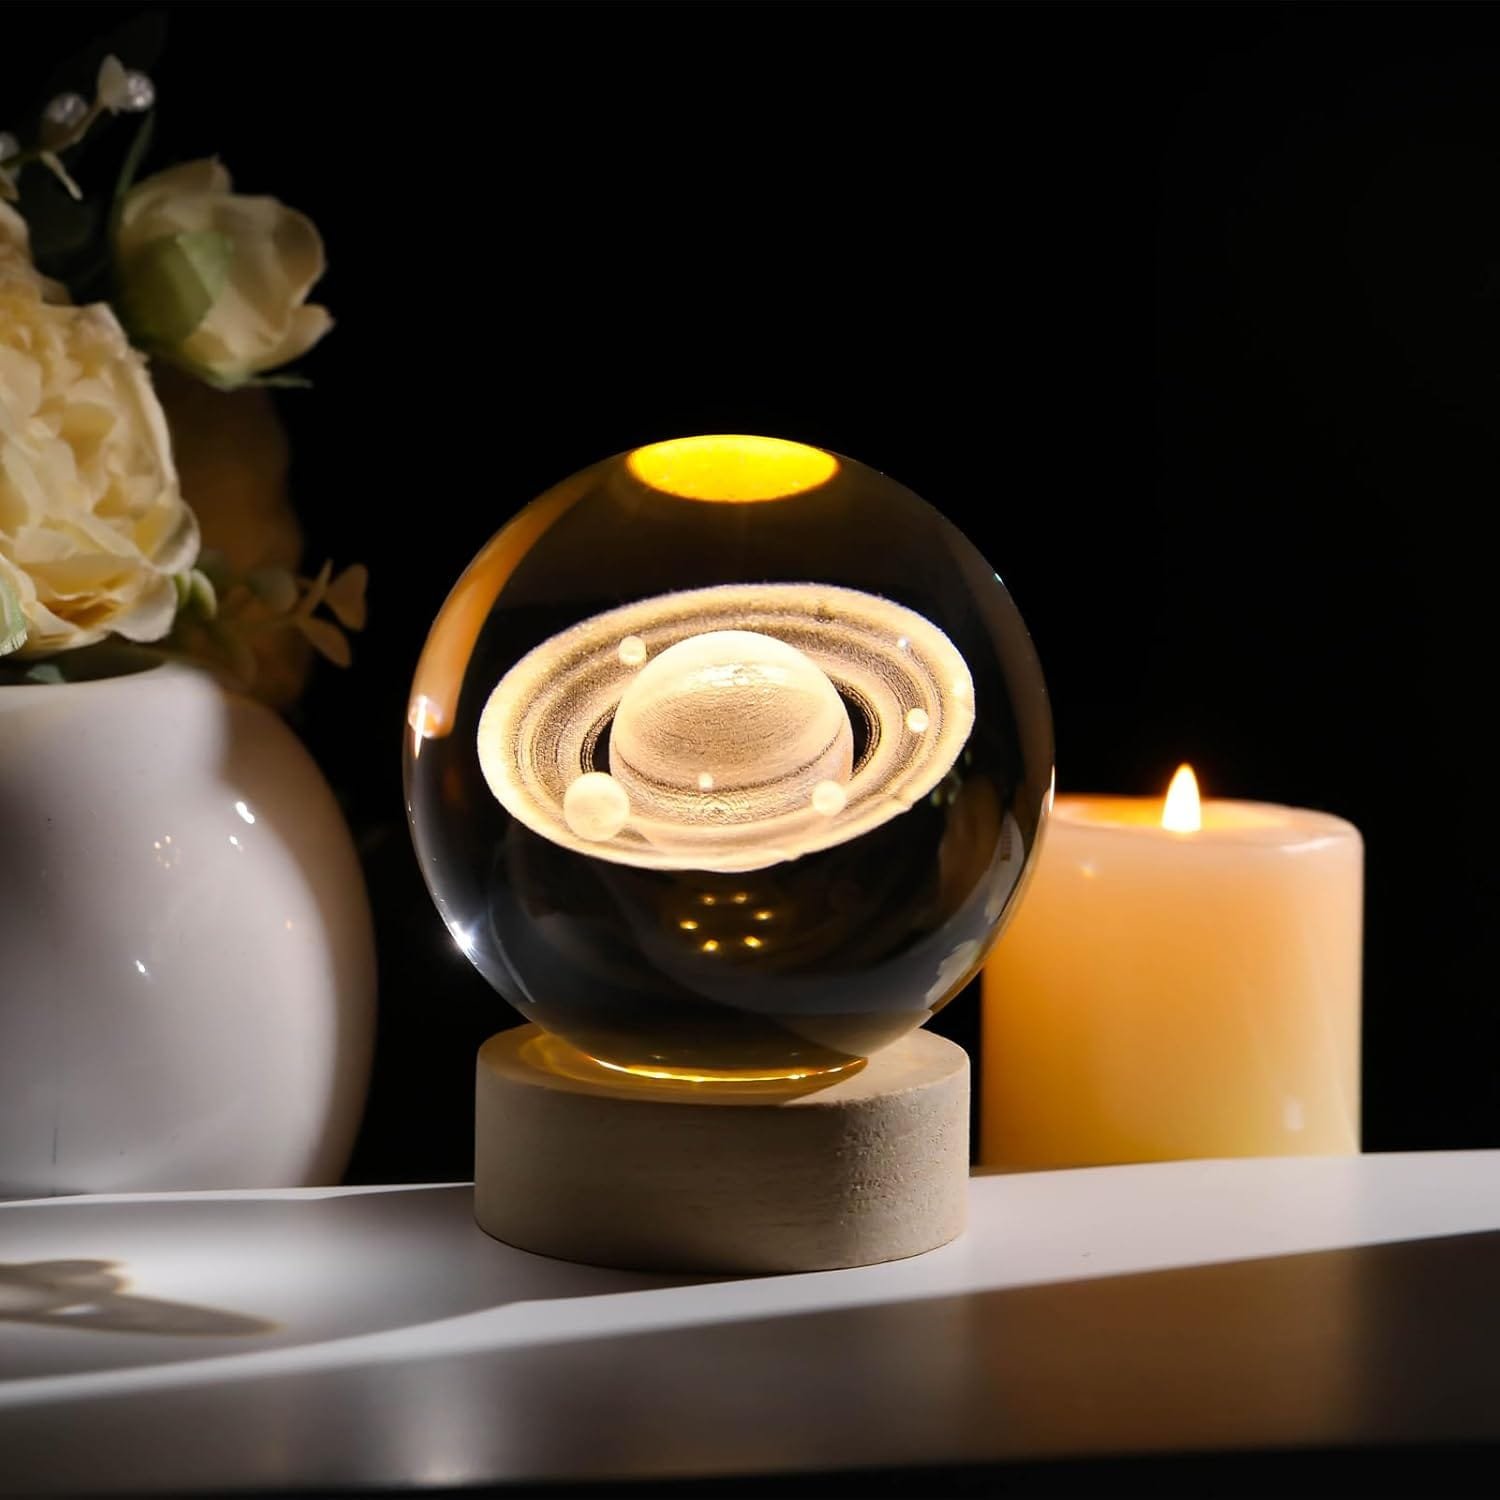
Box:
[0,660,376,1196]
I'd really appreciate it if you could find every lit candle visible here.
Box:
[980,766,1362,1166]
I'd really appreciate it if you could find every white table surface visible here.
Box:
[2,1152,1499,1494]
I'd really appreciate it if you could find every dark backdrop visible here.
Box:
[7,1,1497,1177]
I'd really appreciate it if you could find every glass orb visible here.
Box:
[405,435,1052,1082]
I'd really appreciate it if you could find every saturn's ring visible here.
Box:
[476,582,975,873]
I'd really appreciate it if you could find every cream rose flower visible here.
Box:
[117,160,332,386]
[1,203,42,293]
[1,267,198,656]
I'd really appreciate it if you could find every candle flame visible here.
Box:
[1162,763,1202,833]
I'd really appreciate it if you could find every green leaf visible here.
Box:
[172,567,219,622]
[16,13,166,299]
[187,568,218,619]
[110,111,155,236]
[17,164,103,267]
[24,662,65,685]
[0,573,28,656]
[120,230,232,349]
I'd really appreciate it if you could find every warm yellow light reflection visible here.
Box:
[1162,763,1202,833]
[526,1031,865,1089]
[742,935,763,949]
[701,939,721,953]
[626,435,838,502]
[588,1054,849,1086]
[754,909,773,922]
[679,919,699,931]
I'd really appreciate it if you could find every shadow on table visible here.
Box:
[0,1258,274,1337]
[0,1185,717,1384]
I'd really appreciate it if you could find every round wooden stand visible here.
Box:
[474,1025,969,1273]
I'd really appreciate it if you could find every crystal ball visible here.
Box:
[405,435,1052,1082]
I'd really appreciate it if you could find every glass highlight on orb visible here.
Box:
[405,435,1052,1081]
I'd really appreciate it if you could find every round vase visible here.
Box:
[0,660,376,1196]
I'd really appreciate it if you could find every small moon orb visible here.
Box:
[906,707,930,733]
[811,780,848,816]
[563,772,630,842]
[618,635,647,667]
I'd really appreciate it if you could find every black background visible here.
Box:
[7,1,1497,1178]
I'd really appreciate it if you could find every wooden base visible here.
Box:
[474,1025,969,1273]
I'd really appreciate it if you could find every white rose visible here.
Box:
[117,160,332,386]
[1,271,198,656]
[0,203,43,294]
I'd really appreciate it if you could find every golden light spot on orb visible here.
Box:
[626,435,839,503]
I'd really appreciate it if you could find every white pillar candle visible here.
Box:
[981,767,1362,1166]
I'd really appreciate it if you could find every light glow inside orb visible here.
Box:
[626,434,839,502]
[475,582,975,873]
